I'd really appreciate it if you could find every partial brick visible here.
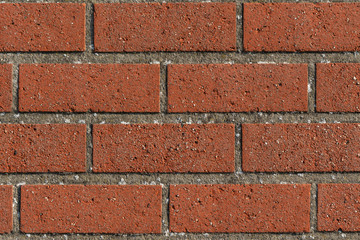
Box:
[168,64,308,113]
[19,64,160,113]
[0,64,12,112]
[0,124,86,172]
[0,186,13,234]
[20,185,162,234]
[244,3,360,52]
[318,184,360,231]
[93,124,234,173]
[170,184,310,233]
[243,123,360,172]
[94,3,236,52]
[0,3,85,52]
[317,63,360,112]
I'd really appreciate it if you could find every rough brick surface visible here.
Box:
[1,0,359,238]
[20,185,162,234]
[19,64,160,113]
[170,184,311,233]
[93,124,235,173]
[317,63,360,112]
[244,3,360,52]
[242,123,360,172]
[168,64,308,113]
[94,3,236,52]
[0,3,85,52]
[318,184,360,231]
[0,64,12,112]
[0,124,86,172]
[0,186,13,234]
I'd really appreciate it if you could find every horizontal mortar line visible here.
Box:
[1,112,360,122]
[0,52,360,61]
[1,172,360,184]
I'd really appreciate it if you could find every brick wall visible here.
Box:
[0,1,359,239]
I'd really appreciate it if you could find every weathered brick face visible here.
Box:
[317,63,360,112]
[20,185,162,233]
[0,124,86,172]
[0,1,358,239]
[0,64,12,112]
[93,124,235,173]
[19,64,160,113]
[94,3,236,52]
[170,184,311,233]
[0,186,12,234]
[242,123,360,172]
[244,3,360,52]
[167,64,308,112]
[0,3,86,52]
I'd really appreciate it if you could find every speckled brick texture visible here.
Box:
[19,64,160,112]
[0,124,86,172]
[0,186,13,234]
[1,0,360,239]
[242,123,360,172]
[0,3,86,52]
[317,63,360,112]
[94,3,236,52]
[167,64,308,112]
[20,185,162,233]
[317,184,360,232]
[170,184,311,233]
[93,124,235,173]
[243,3,360,52]
[0,64,12,112]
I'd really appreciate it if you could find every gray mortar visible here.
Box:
[0,0,360,239]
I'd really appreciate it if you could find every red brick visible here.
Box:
[94,3,236,52]
[317,63,360,112]
[243,123,360,172]
[19,64,160,113]
[170,184,310,233]
[318,184,360,231]
[0,64,12,112]
[20,185,162,234]
[0,186,13,233]
[168,64,308,113]
[244,3,360,52]
[93,124,234,173]
[0,124,85,173]
[0,3,85,52]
